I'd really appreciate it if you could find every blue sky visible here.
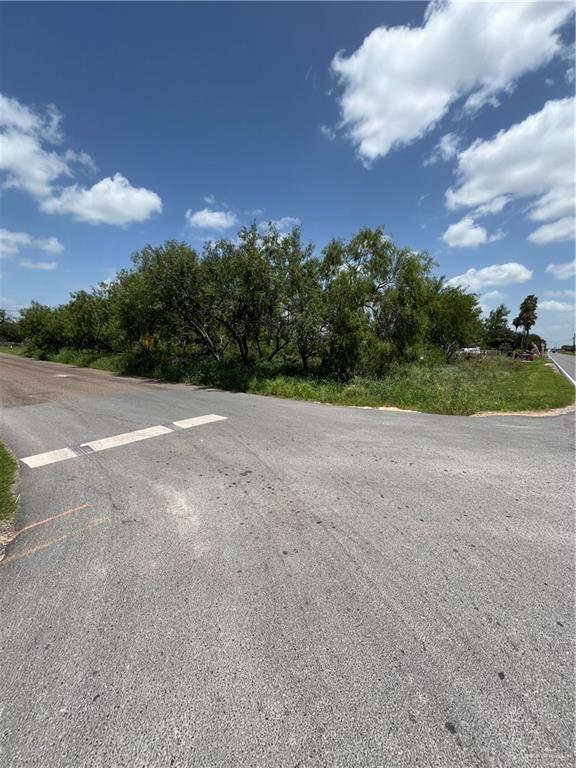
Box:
[1,1,574,344]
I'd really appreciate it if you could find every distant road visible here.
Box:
[0,353,574,767]
[548,351,576,385]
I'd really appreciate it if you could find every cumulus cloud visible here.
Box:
[528,217,575,245]
[19,259,57,270]
[448,262,532,292]
[546,259,576,281]
[257,216,301,237]
[204,193,216,205]
[424,133,461,166]
[481,290,505,301]
[540,300,575,312]
[0,228,64,257]
[544,289,575,297]
[0,93,63,142]
[446,98,574,244]
[0,93,162,226]
[41,174,162,226]
[441,216,503,248]
[442,217,487,247]
[330,1,572,164]
[269,216,301,232]
[185,208,238,230]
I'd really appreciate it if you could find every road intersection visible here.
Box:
[0,353,574,767]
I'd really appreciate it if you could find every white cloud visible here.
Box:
[0,94,87,198]
[528,217,575,245]
[0,93,63,142]
[546,259,576,280]
[320,124,336,141]
[0,230,30,256]
[540,300,575,312]
[0,228,64,257]
[41,173,162,226]
[204,193,216,204]
[472,196,510,217]
[185,207,238,230]
[33,236,64,254]
[528,186,574,223]
[0,93,161,226]
[448,262,532,292]
[447,98,575,244]
[330,1,572,164]
[478,289,506,315]
[441,216,503,248]
[544,289,575,297]
[269,216,301,232]
[0,127,72,198]
[481,290,505,301]
[442,217,487,247]
[19,259,57,270]
[424,133,460,166]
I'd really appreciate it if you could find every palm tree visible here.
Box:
[518,295,538,350]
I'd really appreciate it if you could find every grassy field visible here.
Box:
[3,346,574,416]
[0,345,24,355]
[0,441,18,522]
[248,357,575,415]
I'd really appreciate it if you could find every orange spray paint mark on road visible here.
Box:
[0,517,109,567]
[10,503,92,542]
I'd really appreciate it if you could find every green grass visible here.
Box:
[0,345,24,355]
[9,347,575,416]
[0,441,18,522]
[247,357,575,415]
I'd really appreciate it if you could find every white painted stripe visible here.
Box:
[21,447,77,468]
[173,414,228,429]
[550,356,576,386]
[81,424,174,452]
[19,414,228,469]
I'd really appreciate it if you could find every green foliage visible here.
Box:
[248,357,574,415]
[518,294,538,349]
[20,302,66,352]
[15,224,509,379]
[427,282,484,360]
[0,440,18,522]
[0,310,23,343]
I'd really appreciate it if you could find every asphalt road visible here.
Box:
[548,352,576,385]
[0,354,574,767]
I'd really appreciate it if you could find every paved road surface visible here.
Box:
[548,352,576,385]
[0,353,574,767]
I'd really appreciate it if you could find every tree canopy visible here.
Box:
[9,224,543,375]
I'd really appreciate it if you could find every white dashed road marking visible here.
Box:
[82,424,174,452]
[173,414,228,429]
[20,447,78,469]
[19,414,227,469]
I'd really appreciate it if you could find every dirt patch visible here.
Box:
[471,404,576,418]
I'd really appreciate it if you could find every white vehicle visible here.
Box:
[456,346,485,358]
